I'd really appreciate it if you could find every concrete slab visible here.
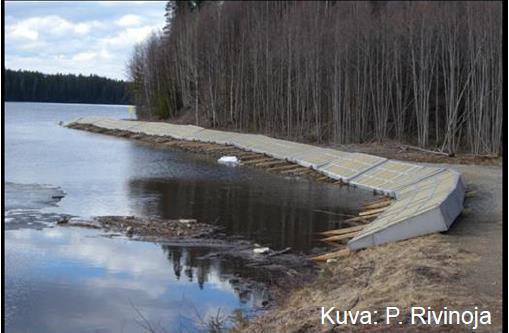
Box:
[132,122,203,139]
[349,160,444,197]
[289,147,352,169]
[348,170,464,249]
[188,129,240,145]
[317,153,387,182]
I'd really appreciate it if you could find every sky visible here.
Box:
[5,1,167,80]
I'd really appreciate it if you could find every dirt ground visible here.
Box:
[234,154,503,333]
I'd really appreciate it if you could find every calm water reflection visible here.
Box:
[5,102,375,332]
[5,227,260,333]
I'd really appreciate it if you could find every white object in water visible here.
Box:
[253,247,270,255]
[218,156,240,167]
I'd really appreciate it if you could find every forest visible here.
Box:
[128,1,502,155]
[5,69,131,105]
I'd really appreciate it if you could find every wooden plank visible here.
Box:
[360,200,392,210]
[268,164,298,172]
[311,249,351,262]
[361,196,392,207]
[239,154,265,161]
[279,167,308,175]
[359,207,387,216]
[291,168,314,176]
[343,216,371,224]
[243,157,274,165]
[204,145,234,152]
[256,160,287,167]
[357,212,381,219]
[319,225,365,236]
[320,231,359,242]
[237,152,261,158]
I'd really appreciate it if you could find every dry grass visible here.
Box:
[233,234,501,333]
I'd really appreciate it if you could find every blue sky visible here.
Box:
[5,1,167,80]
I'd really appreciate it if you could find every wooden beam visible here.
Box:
[315,175,330,181]
[279,167,308,175]
[243,157,274,165]
[343,216,371,224]
[320,231,359,242]
[204,145,234,152]
[361,196,392,207]
[268,164,298,172]
[360,200,392,210]
[319,225,365,236]
[291,168,314,176]
[237,152,260,158]
[256,160,287,167]
[359,207,386,216]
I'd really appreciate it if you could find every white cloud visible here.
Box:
[116,14,142,27]
[72,51,97,62]
[101,25,157,48]
[7,15,102,40]
[72,49,112,62]
[9,24,39,40]
[5,1,166,79]
[97,1,159,6]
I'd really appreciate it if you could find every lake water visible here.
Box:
[4,102,374,333]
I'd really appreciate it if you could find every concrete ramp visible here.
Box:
[348,169,464,249]
[132,122,203,139]
[349,160,445,197]
[67,117,465,250]
[317,153,387,182]
[289,147,352,169]
[189,129,240,145]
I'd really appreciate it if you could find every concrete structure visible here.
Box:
[68,117,465,250]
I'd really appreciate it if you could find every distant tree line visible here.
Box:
[5,69,131,105]
[129,1,502,155]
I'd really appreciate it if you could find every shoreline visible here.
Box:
[66,120,502,332]
[232,162,503,332]
[57,215,320,314]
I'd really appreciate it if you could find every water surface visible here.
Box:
[5,102,375,332]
